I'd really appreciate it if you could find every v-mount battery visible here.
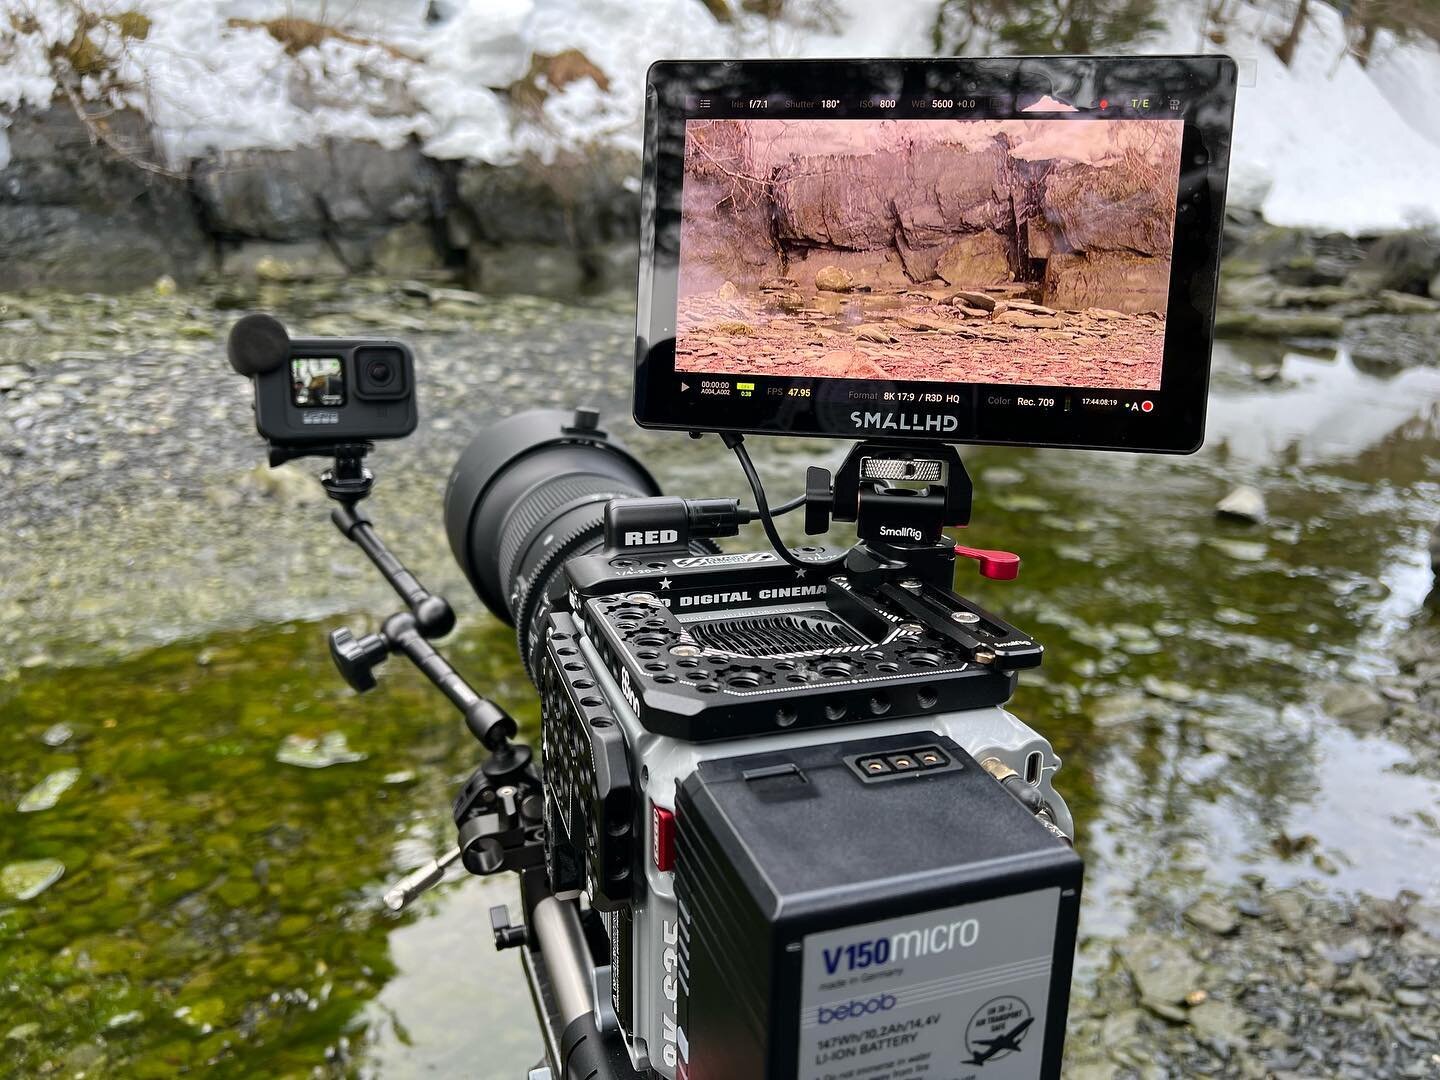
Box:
[673,732,1082,1080]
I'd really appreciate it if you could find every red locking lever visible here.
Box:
[954,544,1021,581]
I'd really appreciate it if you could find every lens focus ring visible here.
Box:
[496,474,646,599]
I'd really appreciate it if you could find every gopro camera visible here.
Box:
[227,314,418,449]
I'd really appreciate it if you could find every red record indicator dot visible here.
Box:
[1141,400,1154,413]
[1099,98,1109,109]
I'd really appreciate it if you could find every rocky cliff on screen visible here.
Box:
[676,118,1182,391]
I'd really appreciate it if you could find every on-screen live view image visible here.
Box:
[676,118,1183,390]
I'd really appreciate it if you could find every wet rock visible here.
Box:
[371,221,444,276]
[1142,676,1197,703]
[814,266,855,292]
[1216,485,1267,524]
[1271,283,1368,307]
[1,858,65,900]
[1120,933,1204,1003]
[1043,251,1171,313]
[4,1022,40,1042]
[774,138,1011,253]
[194,142,441,243]
[17,768,80,812]
[244,463,321,506]
[1206,537,1268,562]
[1267,892,1313,933]
[427,286,486,307]
[980,466,1024,486]
[1317,935,1373,965]
[105,1010,145,1029]
[469,243,590,297]
[1041,159,1177,257]
[716,280,739,300]
[810,350,890,379]
[41,722,74,747]
[275,732,367,769]
[993,493,1052,513]
[949,289,998,311]
[220,241,347,282]
[1322,683,1391,730]
[0,364,29,392]
[993,310,1063,329]
[1346,231,1440,296]
[1214,309,1345,339]
[1345,312,1440,371]
[1188,998,1248,1041]
[1377,290,1440,315]
[854,324,895,343]
[1186,896,1239,936]
[1408,903,1440,940]
[935,233,1011,287]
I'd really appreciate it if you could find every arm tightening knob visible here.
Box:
[804,466,833,535]
[329,627,390,692]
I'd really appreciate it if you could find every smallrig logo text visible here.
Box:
[818,994,897,1025]
[879,525,923,541]
[850,411,959,434]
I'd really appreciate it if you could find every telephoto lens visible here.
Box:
[445,408,708,676]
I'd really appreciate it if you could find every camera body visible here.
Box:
[250,335,417,447]
[537,509,1080,1079]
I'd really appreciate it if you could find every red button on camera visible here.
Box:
[652,802,676,872]
[1140,400,1154,413]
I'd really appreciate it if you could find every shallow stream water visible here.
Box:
[2,283,1438,1076]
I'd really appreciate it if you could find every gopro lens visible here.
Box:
[354,346,408,399]
[367,358,393,386]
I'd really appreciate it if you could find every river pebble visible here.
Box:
[276,732,367,769]
[1,858,66,900]
[16,767,80,812]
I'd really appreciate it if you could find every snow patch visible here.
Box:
[2,0,1438,233]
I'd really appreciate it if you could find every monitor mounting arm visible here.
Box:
[805,441,1019,586]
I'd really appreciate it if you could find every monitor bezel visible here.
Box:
[634,55,1237,454]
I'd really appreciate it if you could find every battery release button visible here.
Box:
[652,802,676,872]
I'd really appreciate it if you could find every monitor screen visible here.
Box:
[635,58,1237,452]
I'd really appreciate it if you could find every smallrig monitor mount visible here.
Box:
[804,439,1020,588]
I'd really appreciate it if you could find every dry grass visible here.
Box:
[508,48,611,113]
[225,16,417,61]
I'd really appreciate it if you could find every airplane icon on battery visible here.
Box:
[964,1016,1035,1065]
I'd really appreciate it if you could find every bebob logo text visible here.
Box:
[817,993,897,1025]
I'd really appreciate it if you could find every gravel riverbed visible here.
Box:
[2,276,1439,1076]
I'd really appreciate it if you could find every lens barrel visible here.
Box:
[444,409,661,676]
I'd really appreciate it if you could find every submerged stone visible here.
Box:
[17,767,80,812]
[1120,932,1204,1004]
[1142,676,1197,703]
[1206,538,1268,563]
[1216,484,1267,524]
[1185,896,1240,936]
[1,858,65,901]
[40,722,74,747]
[276,732,367,769]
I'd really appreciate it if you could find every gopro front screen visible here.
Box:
[635,58,1237,453]
[291,358,346,408]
